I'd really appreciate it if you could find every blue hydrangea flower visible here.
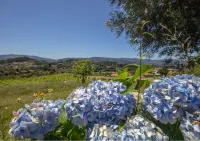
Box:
[180,111,200,140]
[65,80,136,128]
[87,115,169,141]
[9,99,64,140]
[143,75,200,124]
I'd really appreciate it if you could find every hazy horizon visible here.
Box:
[0,53,154,60]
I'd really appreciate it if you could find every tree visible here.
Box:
[72,60,94,84]
[106,0,200,57]
[158,67,169,77]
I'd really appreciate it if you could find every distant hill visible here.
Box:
[91,57,164,65]
[0,54,55,62]
[59,57,164,66]
[0,54,165,66]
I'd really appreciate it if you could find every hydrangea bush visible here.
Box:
[9,100,64,140]
[64,80,136,128]
[143,74,200,124]
[87,115,169,141]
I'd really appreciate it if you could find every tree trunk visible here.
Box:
[82,76,86,84]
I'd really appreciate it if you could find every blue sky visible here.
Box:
[0,0,139,59]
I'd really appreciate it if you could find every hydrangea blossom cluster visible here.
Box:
[87,115,168,141]
[180,111,200,141]
[143,75,200,124]
[65,80,136,127]
[9,100,64,140]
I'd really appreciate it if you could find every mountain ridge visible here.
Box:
[0,54,165,65]
[0,54,55,62]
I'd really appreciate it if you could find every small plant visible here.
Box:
[114,64,152,93]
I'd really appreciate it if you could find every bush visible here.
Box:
[194,64,200,77]
[158,67,169,76]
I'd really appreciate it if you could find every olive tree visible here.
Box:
[106,0,200,57]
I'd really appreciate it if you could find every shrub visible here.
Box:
[194,64,200,77]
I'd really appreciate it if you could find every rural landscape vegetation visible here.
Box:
[1,0,200,140]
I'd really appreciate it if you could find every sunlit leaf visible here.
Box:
[121,67,129,73]
[141,20,150,30]
[114,71,128,82]
[123,64,139,68]
[134,65,153,80]
[58,103,67,124]
[143,32,155,38]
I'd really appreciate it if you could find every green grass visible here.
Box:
[0,73,81,140]
[0,73,76,85]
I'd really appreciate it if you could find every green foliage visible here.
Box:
[45,104,86,140]
[72,60,94,84]
[116,120,126,132]
[123,64,139,69]
[134,65,153,80]
[134,79,150,93]
[114,64,152,93]
[116,64,138,76]
[93,61,125,73]
[58,103,67,124]
[114,71,128,82]
[158,68,169,77]
[114,67,133,93]
[107,0,200,57]
[45,120,86,140]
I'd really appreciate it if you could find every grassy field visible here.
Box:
[0,73,82,140]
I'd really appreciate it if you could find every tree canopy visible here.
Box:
[72,60,94,84]
[106,0,200,57]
